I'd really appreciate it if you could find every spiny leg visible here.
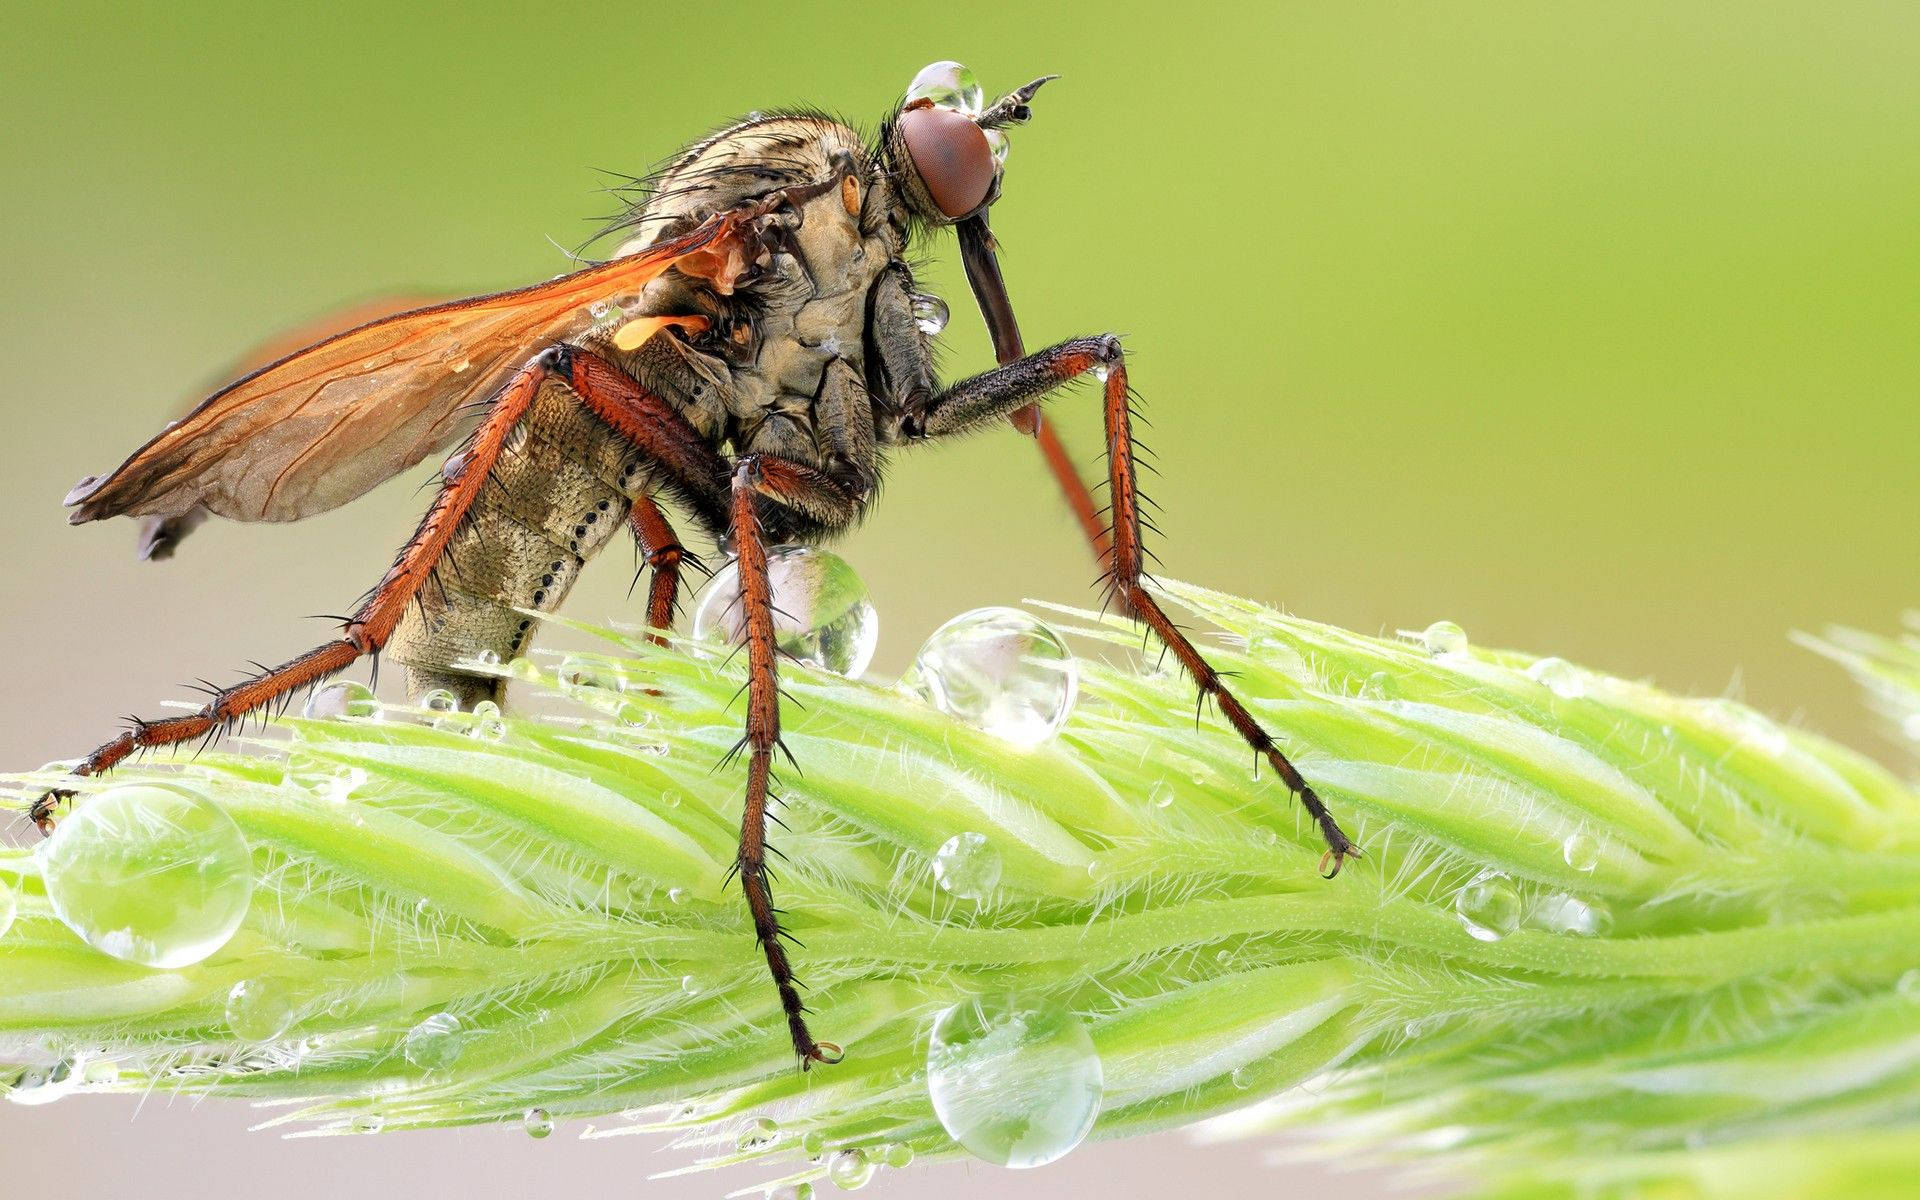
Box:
[912,335,1361,875]
[28,356,552,832]
[726,457,841,1067]
[627,493,699,646]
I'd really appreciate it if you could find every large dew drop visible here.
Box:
[926,993,1103,1169]
[906,60,984,113]
[692,547,879,679]
[901,608,1077,748]
[41,784,254,968]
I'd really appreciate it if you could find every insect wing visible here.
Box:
[66,215,738,530]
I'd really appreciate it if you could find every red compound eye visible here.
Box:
[898,103,996,219]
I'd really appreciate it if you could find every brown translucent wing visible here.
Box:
[66,214,738,532]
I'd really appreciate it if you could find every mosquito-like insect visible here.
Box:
[33,62,1359,1066]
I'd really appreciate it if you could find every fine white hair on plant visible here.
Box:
[3,580,1918,1199]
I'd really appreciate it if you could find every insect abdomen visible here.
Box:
[385,376,647,707]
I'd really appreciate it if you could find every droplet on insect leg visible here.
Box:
[909,292,949,335]
[41,784,254,969]
[906,61,984,113]
[901,608,1077,747]
[691,547,878,678]
[926,993,1103,1168]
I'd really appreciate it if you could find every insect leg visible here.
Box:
[912,336,1362,875]
[627,494,698,647]
[29,358,552,833]
[727,457,840,1068]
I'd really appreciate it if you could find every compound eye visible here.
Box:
[898,103,996,220]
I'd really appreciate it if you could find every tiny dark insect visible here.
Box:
[33,62,1359,1066]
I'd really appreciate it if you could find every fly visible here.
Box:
[32,62,1359,1067]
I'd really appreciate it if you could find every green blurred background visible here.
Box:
[2,3,1915,1196]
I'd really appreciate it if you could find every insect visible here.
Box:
[33,62,1359,1066]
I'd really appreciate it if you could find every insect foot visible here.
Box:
[28,787,75,836]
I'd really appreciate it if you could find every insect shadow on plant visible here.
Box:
[33,61,1360,1067]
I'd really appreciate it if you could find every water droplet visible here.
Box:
[931,832,1002,901]
[419,689,461,726]
[666,887,689,906]
[908,292,949,336]
[801,1130,827,1156]
[827,1148,874,1190]
[7,1057,84,1107]
[660,791,682,809]
[1229,1065,1253,1090]
[1091,362,1111,383]
[1420,621,1468,657]
[522,1107,554,1139]
[1897,969,1920,1001]
[983,127,1010,166]
[1530,893,1611,937]
[679,973,701,996]
[881,1142,914,1169]
[1562,832,1601,872]
[1454,871,1523,942]
[41,784,253,969]
[507,657,541,682]
[304,680,378,720]
[225,978,295,1042]
[402,1012,465,1071]
[314,765,367,804]
[1359,671,1392,700]
[736,1115,780,1151]
[692,547,879,678]
[1526,656,1585,698]
[901,608,1077,748]
[926,993,1103,1169]
[906,60,984,113]
[772,1186,815,1200]
[1148,780,1175,810]
[352,1113,386,1135]
[470,649,503,668]
[468,700,506,742]
[0,878,15,940]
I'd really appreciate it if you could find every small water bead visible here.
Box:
[1229,1065,1254,1090]
[7,1058,84,1107]
[523,1107,554,1139]
[1359,671,1392,700]
[902,608,1077,748]
[41,784,254,969]
[352,1113,386,1135]
[737,1115,780,1152]
[1453,871,1523,942]
[906,60,984,113]
[1527,656,1586,699]
[468,700,507,742]
[402,1012,465,1071]
[303,680,378,720]
[1530,893,1611,937]
[1420,620,1469,657]
[0,878,15,939]
[983,127,1010,166]
[880,1143,914,1169]
[507,656,542,682]
[1091,361,1111,383]
[826,1148,875,1190]
[666,886,689,906]
[1148,780,1176,810]
[693,547,880,678]
[926,993,1103,1169]
[1562,832,1601,872]
[419,689,462,726]
[908,291,949,336]
[225,978,296,1042]
[931,832,1002,902]
[679,973,702,996]
[314,765,367,805]
[801,1130,828,1156]
[1894,969,1920,1002]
